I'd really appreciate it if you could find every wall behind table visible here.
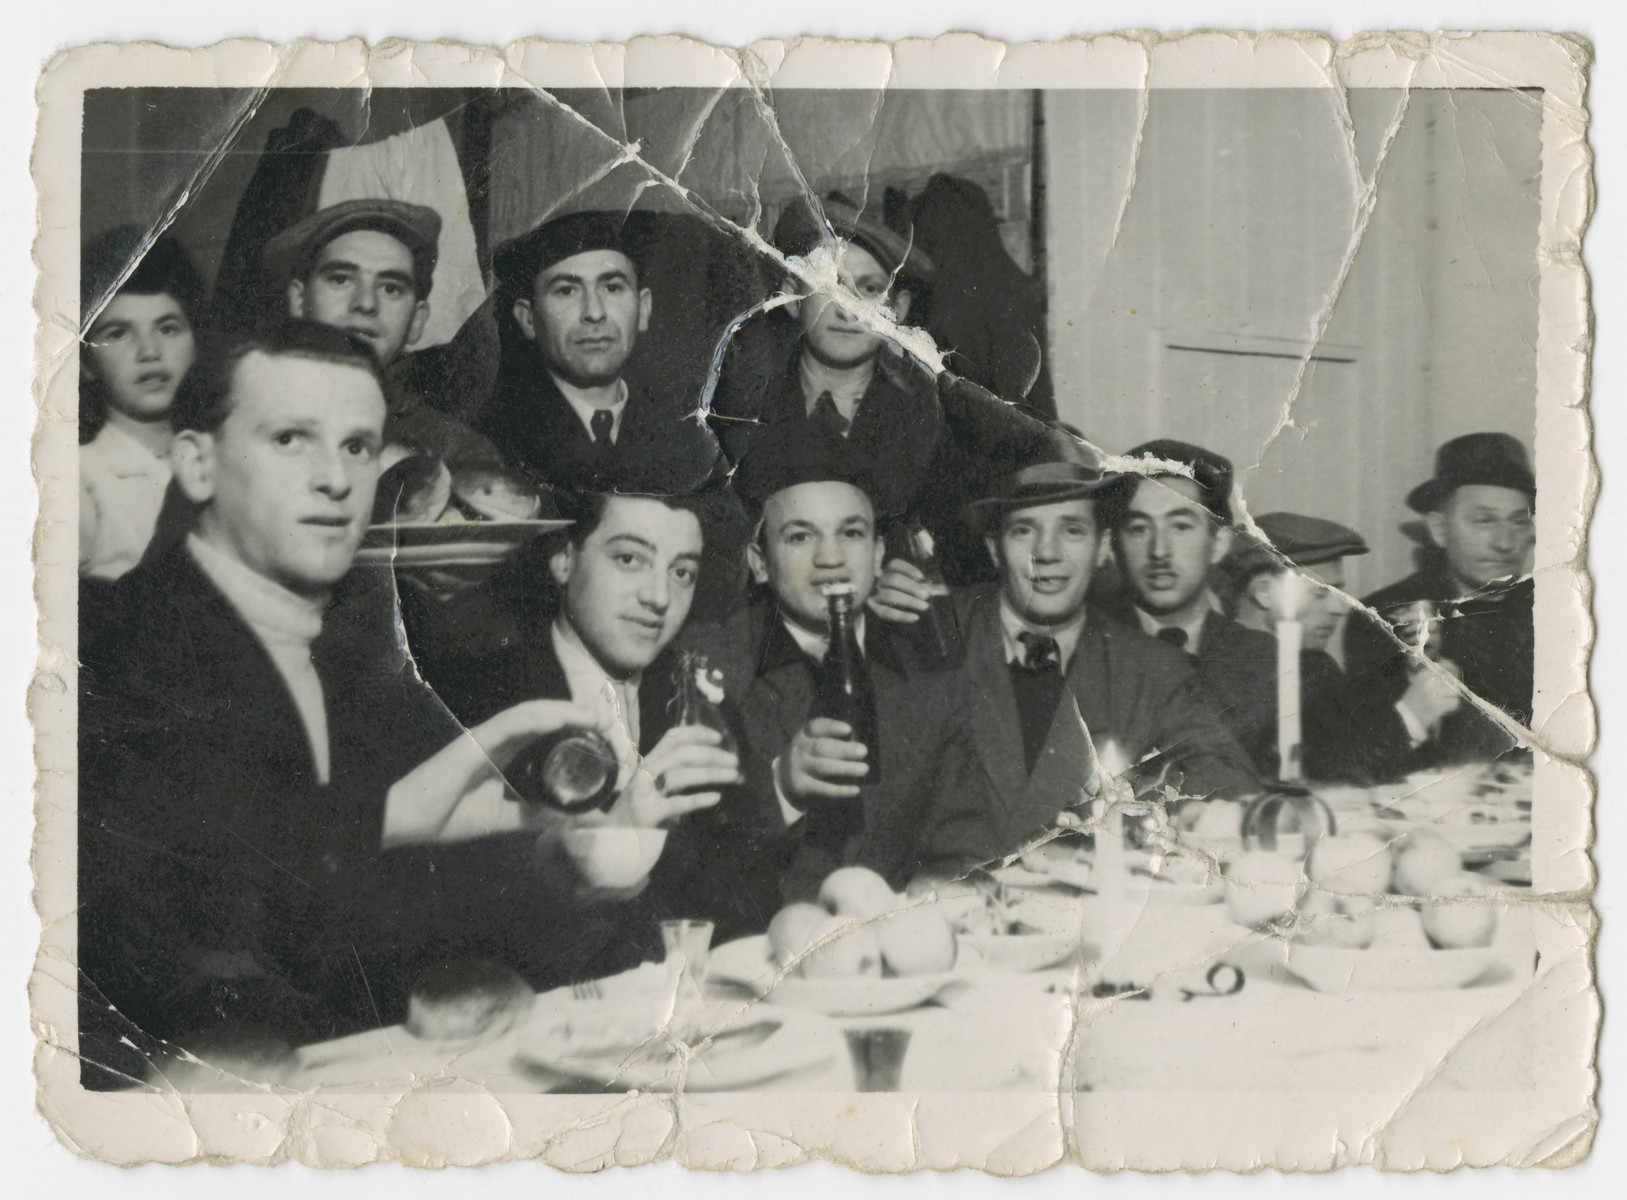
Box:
[1044,88,1540,600]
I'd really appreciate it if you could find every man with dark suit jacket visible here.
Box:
[1344,433,1537,765]
[710,193,943,523]
[675,425,993,917]
[408,488,745,973]
[478,211,721,495]
[77,322,677,1088]
[1216,513,1463,783]
[889,457,1258,874]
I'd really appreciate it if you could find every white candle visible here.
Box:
[1275,571,1305,782]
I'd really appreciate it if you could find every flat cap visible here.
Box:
[263,199,442,297]
[1224,512,1369,582]
[494,211,641,296]
[772,192,934,287]
[1097,438,1235,527]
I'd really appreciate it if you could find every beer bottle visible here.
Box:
[817,583,881,785]
[507,728,620,815]
[888,521,963,664]
[670,651,739,756]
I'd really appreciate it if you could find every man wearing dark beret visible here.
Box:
[264,198,503,473]
[667,422,994,927]
[477,211,721,495]
[1343,432,1537,765]
[1216,514,1463,783]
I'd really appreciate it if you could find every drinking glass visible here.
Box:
[660,919,715,997]
[844,1027,913,1092]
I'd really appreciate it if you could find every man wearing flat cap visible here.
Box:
[478,211,720,496]
[264,198,502,473]
[907,450,1258,876]
[1344,432,1536,764]
[1215,514,1463,782]
[669,422,992,926]
[710,193,944,523]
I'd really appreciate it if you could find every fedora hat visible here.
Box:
[964,459,1108,534]
[1405,432,1536,514]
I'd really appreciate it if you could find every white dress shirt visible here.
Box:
[553,373,630,444]
[798,352,875,428]
[187,533,331,784]
[998,597,1086,671]
[552,616,642,790]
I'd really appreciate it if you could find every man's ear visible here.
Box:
[405,300,430,349]
[512,297,537,342]
[1095,536,1114,569]
[1425,511,1449,549]
[985,533,1001,571]
[286,278,307,319]
[170,430,217,504]
[637,287,653,334]
[891,288,914,323]
[1207,525,1235,565]
[745,538,769,587]
[548,542,575,589]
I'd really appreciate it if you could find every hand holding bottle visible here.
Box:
[775,717,870,806]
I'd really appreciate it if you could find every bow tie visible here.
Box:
[1016,630,1062,674]
[1157,626,1189,650]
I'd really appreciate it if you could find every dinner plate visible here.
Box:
[354,518,571,568]
[709,934,975,1016]
[958,931,1096,973]
[1285,943,1507,993]
[510,1002,833,1092]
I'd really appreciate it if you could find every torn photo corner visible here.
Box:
[32,32,1595,1171]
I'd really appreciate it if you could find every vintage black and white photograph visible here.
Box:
[31,33,1594,1170]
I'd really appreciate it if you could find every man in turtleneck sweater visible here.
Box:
[76,321,682,1089]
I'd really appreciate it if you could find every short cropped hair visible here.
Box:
[169,319,385,436]
[554,489,711,552]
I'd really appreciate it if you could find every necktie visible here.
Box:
[1016,630,1062,674]
[589,408,615,449]
[1157,626,1189,651]
[811,391,850,438]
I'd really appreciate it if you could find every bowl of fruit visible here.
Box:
[709,868,980,1016]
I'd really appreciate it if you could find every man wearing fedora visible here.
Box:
[1344,432,1536,763]
[1216,514,1463,782]
[264,198,502,473]
[914,454,1257,873]
[479,211,721,495]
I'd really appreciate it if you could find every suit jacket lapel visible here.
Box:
[961,594,1033,809]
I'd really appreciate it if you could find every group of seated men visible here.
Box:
[75,194,1536,1087]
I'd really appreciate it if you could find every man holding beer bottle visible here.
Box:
[679,424,992,918]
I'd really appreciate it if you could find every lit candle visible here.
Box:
[1275,570,1305,782]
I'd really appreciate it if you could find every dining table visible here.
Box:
[281,761,1536,1098]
